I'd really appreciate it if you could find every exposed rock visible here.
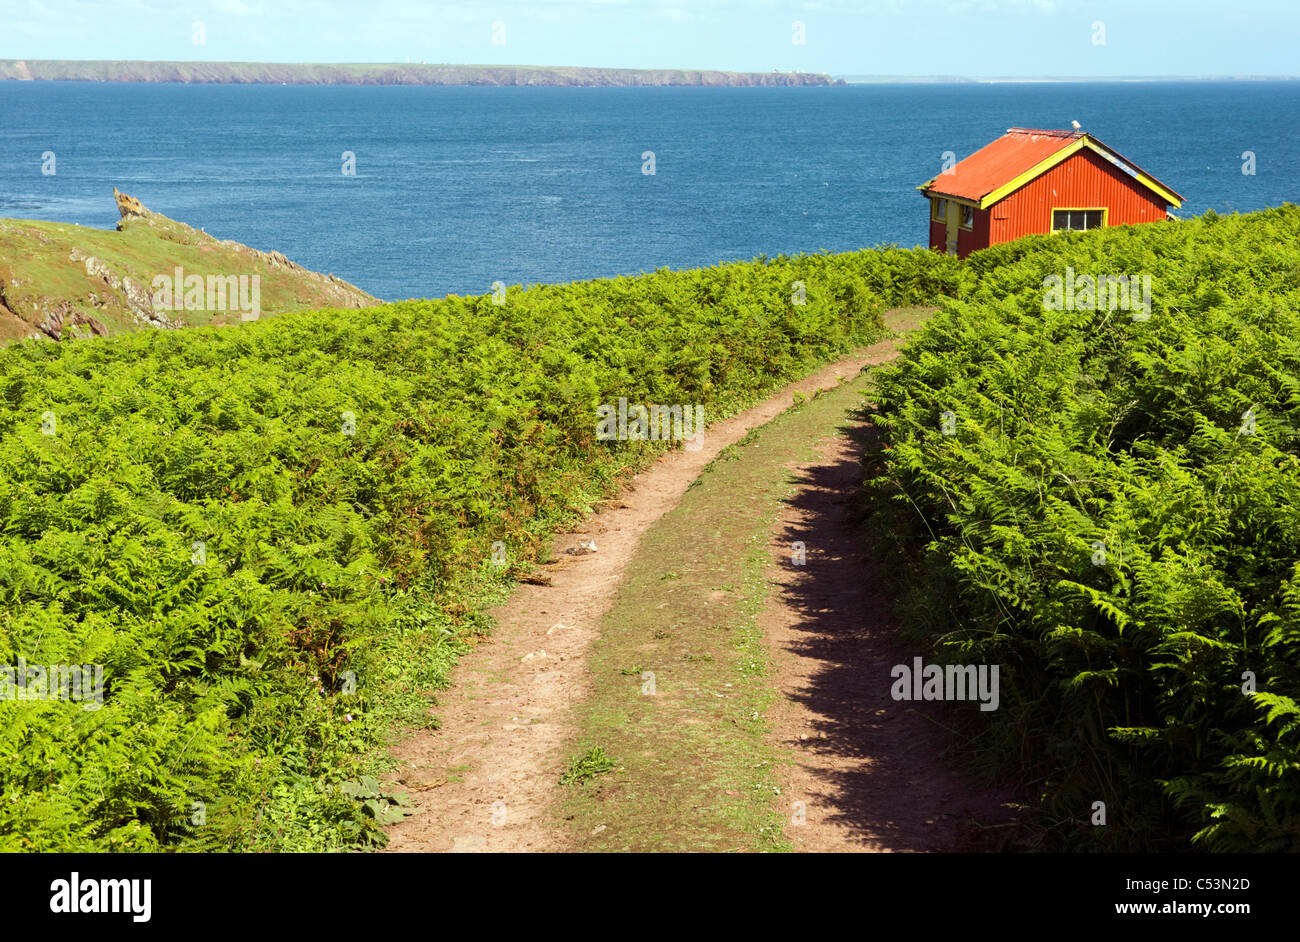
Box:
[74,252,123,290]
[122,276,177,329]
[33,300,107,340]
[265,250,300,271]
[114,187,149,221]
[221,241,304,273]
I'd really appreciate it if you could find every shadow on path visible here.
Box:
[767,406,1018,852]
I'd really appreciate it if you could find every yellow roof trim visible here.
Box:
[976,136,1183,210]
[1082,139,1185,208]
[975,137,1087,209]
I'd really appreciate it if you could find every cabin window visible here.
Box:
[960,205,975,230]
[1052,209,1105,231]
[932,198,948,222]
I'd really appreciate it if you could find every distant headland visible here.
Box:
[0,59,842,87]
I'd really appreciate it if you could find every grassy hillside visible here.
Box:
[0,245,958,851]
[0,59,841,87]
[0,191,374,343]
[866,204,1300,851]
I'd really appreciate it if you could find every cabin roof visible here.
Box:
[918,127,1184,210]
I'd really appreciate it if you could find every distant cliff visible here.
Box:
[0,60,842,87]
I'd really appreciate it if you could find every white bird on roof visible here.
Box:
[1072,120,1082,130]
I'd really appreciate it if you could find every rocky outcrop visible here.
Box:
[66,245,181,330]
[0,190,376,345]
[113,187,149,224]
[122,275,178,329]
[73,250,119,286]
[33,302,108,340]
[3,259,109,341]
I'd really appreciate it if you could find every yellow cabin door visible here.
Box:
[945,204,959,256]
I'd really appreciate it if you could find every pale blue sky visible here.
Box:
[2,0,1294,77]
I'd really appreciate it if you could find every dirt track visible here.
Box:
[383,338,904,852]
[384,308,1010,852]
[761,404,1013,851]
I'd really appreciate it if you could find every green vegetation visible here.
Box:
[0,244,958,851]
[560,747,617,786]
[867,205,1300,851]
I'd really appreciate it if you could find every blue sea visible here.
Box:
[1,81,1296,301]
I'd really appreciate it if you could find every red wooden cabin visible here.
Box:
[918,127,1184,258]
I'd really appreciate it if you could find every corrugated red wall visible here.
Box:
[987,148,1168,244]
